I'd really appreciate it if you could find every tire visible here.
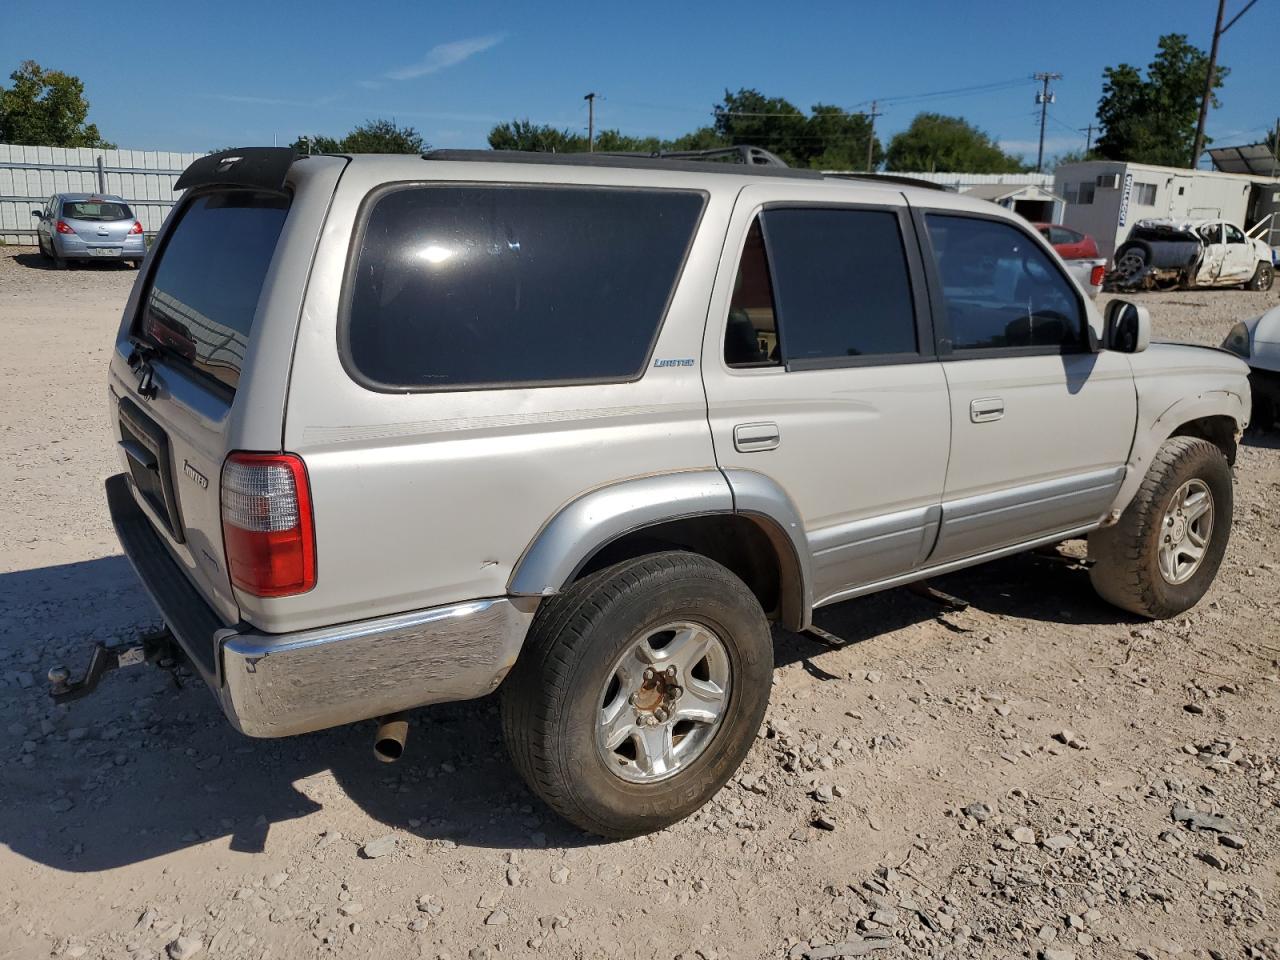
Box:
[501,551,773,838]
[37,238,52,261]
[1248,261,1274,292]
[1088,437,1232,619]
[1110,244,1149,288]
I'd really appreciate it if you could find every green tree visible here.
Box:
[488,119,578,151]
[290,119,425,155]
[713,88,807,164]
[884,113,1026,173]
[1050,148,1101,168]
[0,60,114,147]
[1095,34,1226,167]
[290,134,342,154]
[805,103,882,170]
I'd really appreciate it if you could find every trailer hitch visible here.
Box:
[47,627,180,704]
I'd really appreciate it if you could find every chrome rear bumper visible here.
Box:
[106,473,535,737]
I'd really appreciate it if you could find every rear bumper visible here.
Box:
[106,473,534,736]
[53,233,145,259]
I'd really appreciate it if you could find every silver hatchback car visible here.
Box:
[32,192,146,268]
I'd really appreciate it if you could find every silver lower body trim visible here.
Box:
[814,522,1100,609]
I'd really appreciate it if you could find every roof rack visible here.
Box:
[824,172,950,191]
[598,145,790,167]
[421,148,826,180]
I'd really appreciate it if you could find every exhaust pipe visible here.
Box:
[374,713,409,763]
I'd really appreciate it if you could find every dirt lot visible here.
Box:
[1,246,1278,960]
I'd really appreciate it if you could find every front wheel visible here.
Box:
[501,552,773,838]
[1088,437,1232,619]
[1248,261,1274,292]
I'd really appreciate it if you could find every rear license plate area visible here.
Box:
[118,397,185,543]
[91,247,122,256]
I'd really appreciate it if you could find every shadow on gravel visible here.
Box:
[0,541,1133,873]
[11,252,133,271]
[1243,429,1280,451]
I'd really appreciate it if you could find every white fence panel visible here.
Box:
[0,143,207,244]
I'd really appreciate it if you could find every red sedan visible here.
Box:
[1034,222,1100,260]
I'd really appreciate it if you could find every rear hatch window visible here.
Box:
[64,200,132,220]
[342,184,704,390]
[139,190,290,390]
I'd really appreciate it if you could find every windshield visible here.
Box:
[138,190,290,390]
[63,200,132,221]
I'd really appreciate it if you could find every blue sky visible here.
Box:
[4,0,1274,163]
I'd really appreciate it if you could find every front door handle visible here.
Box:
[734,422,780,452]
[970,397,1004,423]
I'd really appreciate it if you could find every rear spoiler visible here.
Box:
[174,147,297,192]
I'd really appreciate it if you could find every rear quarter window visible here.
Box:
[342,184,705,391]
[139,190,290,390]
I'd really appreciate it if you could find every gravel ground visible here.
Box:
[1,246,1278,960]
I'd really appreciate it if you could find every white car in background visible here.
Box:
[1224,307,1280,428]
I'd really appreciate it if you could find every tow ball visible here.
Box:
[47,627,180,705]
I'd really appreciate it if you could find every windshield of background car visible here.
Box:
[137,190,290,391]
[63,200,132,221]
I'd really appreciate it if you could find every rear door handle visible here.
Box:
[734,422,780,452]
[970,397,1004,423]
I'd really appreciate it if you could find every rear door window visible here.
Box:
[64,200,132,220]
[925,214,1085,353]
[139,190,290,390]
[344,185,705,390]
[763,207,919,365]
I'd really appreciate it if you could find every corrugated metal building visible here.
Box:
[0,144,206,244]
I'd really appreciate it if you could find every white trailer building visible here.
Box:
[1054,159,1280,260]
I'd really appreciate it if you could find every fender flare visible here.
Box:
[1109,390,1246,518]
[507,469,813,630]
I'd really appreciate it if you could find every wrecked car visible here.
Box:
[1108,218,1274,292]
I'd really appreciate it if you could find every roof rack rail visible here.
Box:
[599,145,790,167]
[823,171,950,191]
[421,148,825,180]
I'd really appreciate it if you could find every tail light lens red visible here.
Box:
[55,220,75,234]
[129,220,143,234]
[1090,264,1106,287]
[221,453,316,597]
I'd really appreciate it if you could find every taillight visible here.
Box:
[55,220,75,234]
[1090,264,1106,287]
[220,453,316,597]
[129,220,143,234]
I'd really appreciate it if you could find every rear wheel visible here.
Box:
[1111,244,1149,288]
[1088,437,1232,619]
[1248,261,1274,292]
[501,552,773,838]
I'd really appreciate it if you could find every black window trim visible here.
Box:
[337,180,710,395]
[910,206,1091,360]
[722,200,938,374]
[129,184,292,400]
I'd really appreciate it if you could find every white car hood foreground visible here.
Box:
[1232,306,1280,373]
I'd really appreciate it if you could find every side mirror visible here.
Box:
[31,209,42,217]
[1105,299,1151,354]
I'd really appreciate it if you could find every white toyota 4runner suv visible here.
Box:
[66,147,1251,838]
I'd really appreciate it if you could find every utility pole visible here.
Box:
[1080,123,1094,154]
[583,92,597,152]
[1272,116,1279,178]
[865,100,880,172]
[1190,0,1259,169]
[1034,72,1062,173]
